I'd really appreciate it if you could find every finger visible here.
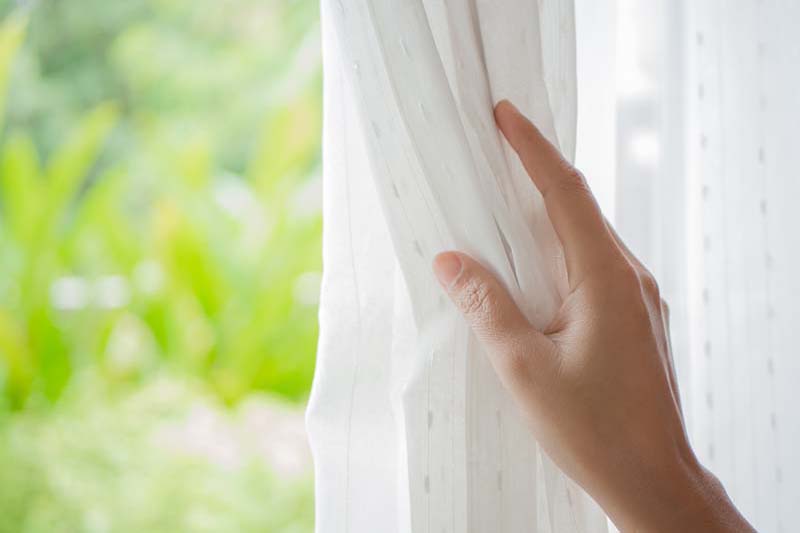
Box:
[660,299,684,419]
[433,252,556,389]
[607,219,681,416]
[495,100,618,287]
[605,217,648,274]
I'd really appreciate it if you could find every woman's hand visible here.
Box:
[432,101,755,532]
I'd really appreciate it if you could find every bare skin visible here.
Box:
[432,101,756,533]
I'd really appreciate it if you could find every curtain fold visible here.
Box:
[311,2,800,532]
[682,2,800,531]
[308,1,607,531]
[606,1,800,531]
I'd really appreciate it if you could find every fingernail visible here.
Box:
[433,253,463,289]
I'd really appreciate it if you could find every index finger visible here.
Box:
[494,100,618,287]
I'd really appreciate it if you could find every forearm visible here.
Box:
[601,453,756,533]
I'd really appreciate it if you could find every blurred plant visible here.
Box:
[0,1,321,530]
[0,373,314,533]
[0,2,322,411]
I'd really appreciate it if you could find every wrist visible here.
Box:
[603,446,755,532]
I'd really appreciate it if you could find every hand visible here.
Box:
[432,101,755,533]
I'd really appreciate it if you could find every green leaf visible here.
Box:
[0,132,42,243]
[27,305,71,403]
[0,12,26,135]
[43,102,118,217]
[0,308,32,409]
[30,102,119,255]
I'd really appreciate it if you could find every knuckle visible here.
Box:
[660,297,671,316]
[639,270,661,299]
[606,260,641,291]
[557,166,591,196]
[458,277,495,317]
[591,260,649,311]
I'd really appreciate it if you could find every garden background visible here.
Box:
[0,1,321,531]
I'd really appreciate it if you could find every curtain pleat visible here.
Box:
[308,1,607,532]
[683,2,800,531]
[610,1,800,531]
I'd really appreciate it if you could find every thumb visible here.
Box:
[433,252,555,387]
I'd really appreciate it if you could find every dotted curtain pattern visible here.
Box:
[307,1,608,532]
[684,1,800,531]
[611,1,800,532]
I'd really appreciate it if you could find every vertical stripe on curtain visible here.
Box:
[308,1,607,532]
[611,1,800,531]
[310,0,800,531]
[685,2,800,531]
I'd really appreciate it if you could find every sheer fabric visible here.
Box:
[605,1,800,531]
[307,1,606,532]
[310,1,800,532]
[681,3,799,531]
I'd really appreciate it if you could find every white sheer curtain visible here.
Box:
[587,1,800,531]
[683,4,800,530]
[309,0,800,532]
[307,1,606,532]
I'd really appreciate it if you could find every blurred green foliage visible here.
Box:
[0,0,322,410]
[0,374,315,533]
[0,1,321,530]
